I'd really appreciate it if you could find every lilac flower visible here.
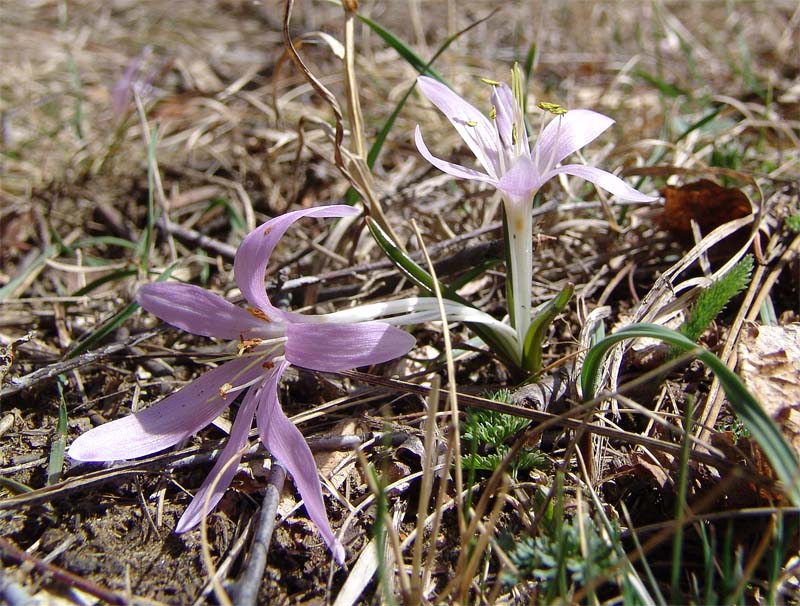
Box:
[68,205,416,564]
[111,46,158,120]
[414,68,656,352]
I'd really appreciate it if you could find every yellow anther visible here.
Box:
[489,106,497,120]
[464,120,478,127]
[538,101,567,115]
[480,77,501,86]
[218,383,233,400]
[247,307,271,322]
[512,123,518,145]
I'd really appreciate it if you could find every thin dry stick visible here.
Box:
[200,446,250,606]
[233,461,287,606]
[410,375,441,604]
[0,538,129,605]
[281,0,398,244]
[410,219,465,538]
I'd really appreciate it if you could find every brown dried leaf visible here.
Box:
[738,323,800,457]
[657,179,752,239]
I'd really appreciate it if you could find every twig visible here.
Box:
[232,461,287,606]
[0,537,129,605]
[155,217,238,260]
[1,328,162,398]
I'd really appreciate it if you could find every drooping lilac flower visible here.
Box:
[110,46,158,120]
[68,206,417,564]
[414,67,656,352]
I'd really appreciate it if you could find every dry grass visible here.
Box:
[1,1,799,604]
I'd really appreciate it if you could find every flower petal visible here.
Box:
[416,76,501,178]
[490,84,516,149]
[550,164,658,202]
[496,155,544,203]
[414,127,497,184]
[234,205,359,315]
[174,382,261,533]
[533,109,614,173]
[68,357,264,461]
[285,321,415,372]
[256,360,346,564]
[137,283,270,340]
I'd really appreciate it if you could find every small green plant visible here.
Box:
[785,215,800,233]
[461,397,547,478]
[678,254,753,344]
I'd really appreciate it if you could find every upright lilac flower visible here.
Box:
[68,206,416,564]
[415,66,656,353]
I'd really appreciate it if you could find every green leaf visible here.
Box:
[47,375,69,485]
[367,217,520,370]
[580,323,800,506]
[356,14,445,82]
[521,283,574,375]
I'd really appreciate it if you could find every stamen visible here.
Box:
[480,77,501,86]
[247,307,271,322]
[238,336,263,355]
[218,383,233,400]
[512,123,518,146]
[538,101,567,116]
[464,120,478,127]
[489,106,497,120]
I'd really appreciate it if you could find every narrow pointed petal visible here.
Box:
[68,357,263,461]
[285,321,415,372]
[137,283,269,340]
[490,84,515,148]
[174,383,261,533]
[534,109,614,172]
[550,164,658,202]
[234,206,359,314]
[257,361,346,564]
[416,76,501,177]
[414,127,497,184]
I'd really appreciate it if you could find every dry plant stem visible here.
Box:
[1,328,162,398]
[133,90,176,264]
[155,217,237,260]
[410,375,440,604]
[281,0,398,244]
[342,2,366,160]
[200,449,247,606]
[411,220,465,537]
[456,476,509,602]
[233,461,287,606]
[0,537,129,605]
[342,370,736,469]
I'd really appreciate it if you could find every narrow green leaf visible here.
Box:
[356,13,444,82]
[47,375,69,485]
[521,283,574,375]
[580,323,800,506]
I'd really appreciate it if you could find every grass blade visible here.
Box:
[580,323,800,506]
